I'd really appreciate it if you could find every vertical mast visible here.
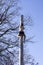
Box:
[18,15,26,65]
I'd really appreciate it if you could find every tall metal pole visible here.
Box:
[19,36,24,65]
[18,15,26,65]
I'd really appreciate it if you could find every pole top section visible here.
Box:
[18,15,25,37]
[20,15,24,26]
[18,15,26,41]
[21,15,23,21]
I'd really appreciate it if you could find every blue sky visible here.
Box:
[20,0,43,65]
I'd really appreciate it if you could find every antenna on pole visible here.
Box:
[18,15,26,65]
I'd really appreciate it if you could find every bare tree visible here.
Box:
[0,0,38,65]
[0,0,20,65]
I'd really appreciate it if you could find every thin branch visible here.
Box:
[0,26,19,37]
[7,50,15,57]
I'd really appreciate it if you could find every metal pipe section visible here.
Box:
[18,15,25,65]
[19,36,24,65]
